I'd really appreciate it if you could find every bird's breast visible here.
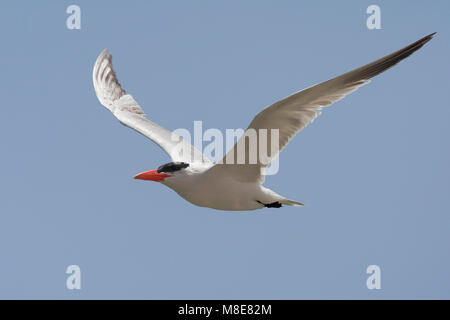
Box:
[163,175,263,211]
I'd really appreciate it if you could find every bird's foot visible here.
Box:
[256,200,282,208]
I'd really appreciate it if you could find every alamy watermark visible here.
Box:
[366,5,381,30]
[366,265,381,290]
[66,265,81,290]
[170,121,280,175]
[66,5,81,30]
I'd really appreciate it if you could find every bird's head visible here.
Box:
[133,162,190,182]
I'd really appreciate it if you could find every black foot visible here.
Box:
[257,200,282,208]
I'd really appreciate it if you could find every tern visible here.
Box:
[93,33,435,211]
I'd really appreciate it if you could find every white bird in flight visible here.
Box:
[93,33,435,211]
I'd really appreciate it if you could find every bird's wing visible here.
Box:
[207,33,435,183]
[93,49,210,164]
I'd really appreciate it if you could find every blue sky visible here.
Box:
[0,1,449,299]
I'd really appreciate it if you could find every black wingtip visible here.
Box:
[424,32,437,41]
[408,32,436,49]
[345,32,436,82]
[419,32,437,45]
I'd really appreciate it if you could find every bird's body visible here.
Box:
[92,33,435,211]
[160,163,292,210]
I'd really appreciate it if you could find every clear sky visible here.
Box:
[0,1,449,299]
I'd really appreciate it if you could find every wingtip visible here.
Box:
[94,48,109,65]
[414,32,436,46]
[100,48,109,58]
[423,32,437,42]
[101,48,109,58]
[416,32,436,49]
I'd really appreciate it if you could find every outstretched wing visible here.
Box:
[207,33,435,183]
[92,49,210,164]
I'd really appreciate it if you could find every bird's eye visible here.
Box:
[157,162,189,173]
